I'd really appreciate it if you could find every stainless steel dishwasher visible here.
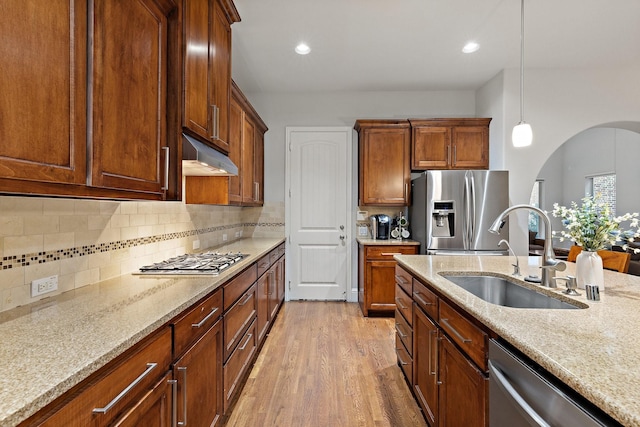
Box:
[489,339,621,427]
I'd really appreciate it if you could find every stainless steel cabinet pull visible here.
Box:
[395,323,407,338]
[453,145,457,164]
[395,275,409,285]
[414,293,434,307]
[162,147,170,190]
[254,182,259,201]
[169,379,178,427]
[239,292,252,306]
[381,252,402,256]
[92,362,158,414]
[395,297,408,310]
[239,333,253,351]
[177,366,188,426]
[398,353,409,366]
[429,330,437,375]
[191,307,219,328]
[441,318,472,343]
[447,145,451,164]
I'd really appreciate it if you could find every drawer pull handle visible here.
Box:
[441,318,472,343]
[395,323,407,338]
[398,353,409,366]
[169,379,178,427]
[429,330,438,376]
[381,252,402,256]
[395,297,408,310]
[191,307,219,328]
[395,275,409,285]
[240,292,252,306]
[92,362,158,414]
[413,292,434,307]
[177,366,188,426]
[239,333,253,351]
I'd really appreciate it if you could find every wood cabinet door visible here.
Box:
[438,335,488,427]
[240,114,256,204]
[90,0,175,194]
[253,127,265,205]
[210,0,231,152]
[366,260,397,313]
[413,306,439,427]
[0,0,87,186]
[411,126,451,170]
[112,373,173,427]
[451,126,489,169]
[183,0,213,143]
[268,265,280,320]
[228,96,243,203]
[173,320,224,427]
[359,127,410,206]
[256,273,270,344]
[277,257,286,304]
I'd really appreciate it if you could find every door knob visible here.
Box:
[339,235,345,240]
[339,225,345,230]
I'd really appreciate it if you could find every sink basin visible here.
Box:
[441,274,583,310]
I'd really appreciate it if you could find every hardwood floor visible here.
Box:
[223,301,426,427]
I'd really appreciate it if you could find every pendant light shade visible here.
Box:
[512,0,532,147]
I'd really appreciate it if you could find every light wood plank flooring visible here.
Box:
[223,301,426,427]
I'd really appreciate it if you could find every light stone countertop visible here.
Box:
[0,237,284,427]
[395,254,640,427]
[356,237,420,246]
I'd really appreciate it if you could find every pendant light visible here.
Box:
[512,0,533,147]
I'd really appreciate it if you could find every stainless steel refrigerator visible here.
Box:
[410,170,510,255]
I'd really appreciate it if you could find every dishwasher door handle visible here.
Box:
[488,360,550,427]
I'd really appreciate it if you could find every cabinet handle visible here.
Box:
[254,182,259,201]
[92,362,158,414]
[414,292,434,307]
[397,352,409,366]
[381,252,402,256]
[210,104,219,140]
[239,292,252,306]
[191,307,219,328]
[169,379,178,427]
[395,323,407,338]
[162,147,170,191]
[394,297,408,310]
[239,333,253,351]
[453,146,457,164]
[395,275,409,285]
[177,366,188,426]
[404,183,408,200]
[429,330,438,375]
[440,318,472,343]
[447,145,451,164]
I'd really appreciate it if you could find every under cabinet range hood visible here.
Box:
[182,133,238,176]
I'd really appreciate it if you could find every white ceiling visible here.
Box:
[231,0,640,93]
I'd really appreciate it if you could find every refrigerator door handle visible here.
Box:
[463,172,470,249]
[469,172,476,247]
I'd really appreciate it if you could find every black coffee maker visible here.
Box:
[370,214,391,240]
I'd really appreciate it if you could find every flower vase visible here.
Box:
[575,250,604,291]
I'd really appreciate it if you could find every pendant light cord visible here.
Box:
[520,0,525,123]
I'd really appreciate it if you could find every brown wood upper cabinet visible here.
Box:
[355,120,411,206]
[410,118,491,170]
[0,0,180,200]
[183,0,240,154]
[229,81,268,206]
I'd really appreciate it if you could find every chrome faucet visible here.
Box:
[489,204,566,288]
[498,239,521,276]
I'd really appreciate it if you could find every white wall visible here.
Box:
[243,90,477,203]
[477,65,640,254]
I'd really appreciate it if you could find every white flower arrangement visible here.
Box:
[551,195,640,253]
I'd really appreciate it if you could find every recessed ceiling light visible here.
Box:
[462,41,480,54]
[295,43,311,55]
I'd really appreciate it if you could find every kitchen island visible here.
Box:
[395,254,640,426]
[0,237,284,426]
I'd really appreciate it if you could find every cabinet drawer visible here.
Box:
[395,265,413,296]
[413,279,438,321]
[224,283,257,360]
[41,328,172,426]
[395,284,413,326]
[439,300,488,371]
[224,264,257,311]
[395,335,413,383]
[256,254,271,277]
[277,243,285,258]
[269,247,280,265]
[173,289,222,358]
[223,319,257,412]
[366,245,417,260]
[395,309,412,355]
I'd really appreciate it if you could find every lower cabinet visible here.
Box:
[223,320,257,411]
[398,265,489,427]
[256,243,286,347]
[112,372,174,427]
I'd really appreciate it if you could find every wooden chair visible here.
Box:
[567,245,631,273]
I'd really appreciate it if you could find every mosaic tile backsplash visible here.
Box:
[0,196,284,313]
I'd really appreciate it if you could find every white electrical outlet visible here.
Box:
[222,233,228,241]
[235,231,240,237]
[192,240,200,250]
[358,225,369,236]
[31,275,58,297]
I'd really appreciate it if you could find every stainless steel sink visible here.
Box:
[441,274,584,310]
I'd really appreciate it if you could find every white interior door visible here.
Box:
[286,127,351,300]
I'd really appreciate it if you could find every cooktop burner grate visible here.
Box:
[138,252,247,275]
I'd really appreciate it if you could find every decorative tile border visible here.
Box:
[0,223,284,271]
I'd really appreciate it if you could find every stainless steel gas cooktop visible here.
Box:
[137,252,247,275]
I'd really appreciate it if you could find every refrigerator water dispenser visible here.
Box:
[432,201,455,237]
